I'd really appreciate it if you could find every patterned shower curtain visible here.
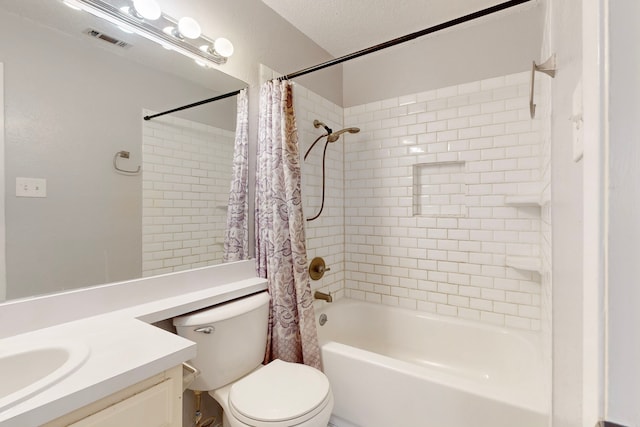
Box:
[223,89,249,262]
[255,80,321,369]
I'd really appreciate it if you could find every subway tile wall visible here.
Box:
[293,85,346,307]
[343,71,546,330]
[141,112,234,277]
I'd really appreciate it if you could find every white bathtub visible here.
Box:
[316,298,548,427]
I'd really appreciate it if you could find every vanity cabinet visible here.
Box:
[43,366,182,427]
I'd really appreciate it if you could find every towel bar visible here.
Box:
[113,150,141,174]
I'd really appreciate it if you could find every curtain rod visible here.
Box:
[144,0,532,121]
[143,89,243,121]
[277,0,533,81]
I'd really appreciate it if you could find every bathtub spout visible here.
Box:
[314,291,333,303]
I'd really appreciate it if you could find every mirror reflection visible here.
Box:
[0,0,247,301]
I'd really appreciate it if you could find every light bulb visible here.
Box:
[132,0,162,20]
[178,17,201,39]
[214,38,234,58]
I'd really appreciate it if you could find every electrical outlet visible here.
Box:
[16,177,47,198]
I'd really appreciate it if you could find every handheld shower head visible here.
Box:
[304,122,361,222]
[305,120,361,161]
[326,127,360,142]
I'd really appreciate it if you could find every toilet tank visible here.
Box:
[173,291,270,391]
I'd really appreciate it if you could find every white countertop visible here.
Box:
[0,264,267,427]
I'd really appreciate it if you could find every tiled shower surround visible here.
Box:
[295,86,346,302]
[141,113,234,277]
[298,71,548,330]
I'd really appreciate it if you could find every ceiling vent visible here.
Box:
[84,28,132,49]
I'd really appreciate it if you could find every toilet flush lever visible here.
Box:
[194,326,215,334]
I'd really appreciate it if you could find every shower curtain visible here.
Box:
[223,89,249,262]
[255,80,321,369]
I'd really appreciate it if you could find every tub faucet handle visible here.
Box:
[309,257,330,280]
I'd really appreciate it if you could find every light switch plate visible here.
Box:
[16,177,47,198]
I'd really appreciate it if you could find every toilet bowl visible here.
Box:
[212,359,333,427]
[173,291,333,427]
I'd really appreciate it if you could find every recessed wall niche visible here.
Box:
[412,161,467,217]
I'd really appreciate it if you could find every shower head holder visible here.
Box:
[313,119,333,135]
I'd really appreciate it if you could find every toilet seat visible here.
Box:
[228,359,331,426]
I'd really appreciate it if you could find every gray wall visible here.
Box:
[1,9,237,299]
[607,0,640,424]
[342,5,544,107]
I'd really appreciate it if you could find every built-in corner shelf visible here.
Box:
[504,194,542,206]
[505,256,542,274]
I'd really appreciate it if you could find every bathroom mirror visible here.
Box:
[0,0,248,301]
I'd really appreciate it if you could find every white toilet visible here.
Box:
[173,291,333,427]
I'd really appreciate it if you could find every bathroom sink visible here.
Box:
[0,341,90,411]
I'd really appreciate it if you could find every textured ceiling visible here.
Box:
[260,0,525,56]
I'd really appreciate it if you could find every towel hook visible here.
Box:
[113,150,141,174]
[530,54,557,119]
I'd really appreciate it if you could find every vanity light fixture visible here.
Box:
[63,0,234,66]
[198,38,234,65]
[63,0,83,10]
[131,0,161,20]
[177,17,201,39]
[213,38,234,58]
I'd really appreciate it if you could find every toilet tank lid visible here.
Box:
[173,291,270,327]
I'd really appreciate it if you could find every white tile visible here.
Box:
[309,72,544,330]
[437,304,458,316]
[480,311,505,326]
[480,76,506,90]
[398,94,417,105]
[437,85,458,98]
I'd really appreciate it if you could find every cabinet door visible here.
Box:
[69,377,178,427]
